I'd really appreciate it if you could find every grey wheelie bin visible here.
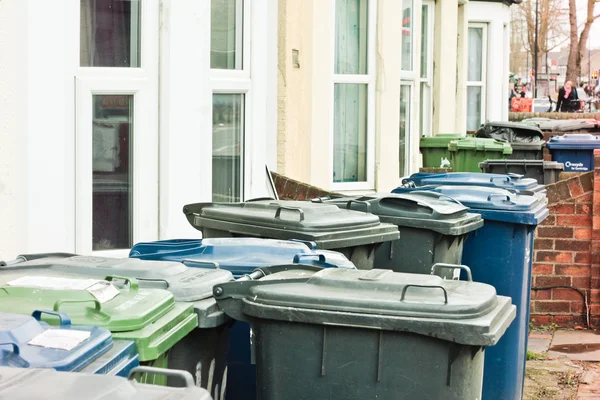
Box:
[312,192,483,276]
[0,366,212,400]
[183,200,400,270]
[213,268,515,400]
[0,254,233,397]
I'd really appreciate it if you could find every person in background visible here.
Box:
[556,80,579,112]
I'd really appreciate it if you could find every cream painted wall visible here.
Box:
[455,3,468,134]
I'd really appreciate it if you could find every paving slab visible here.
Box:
[549,330,600,361]
[529,331,554,353]
[577,364,600,399]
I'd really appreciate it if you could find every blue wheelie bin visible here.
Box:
[392,184,548,400]
[129,238,356,400]
[546,134,600,172]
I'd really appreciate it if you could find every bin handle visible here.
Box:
[127,366,196,388]
[104,276,139,293]
[31,309,72,326]
[53,299,102,313]
[400,285,448,304]
[182,259,221,269]
[487,194,514,204]
[274,206,305,222]
[0,342,22,357]
[345,199,372,213]
[407,191,465,206]
[293,253,327,265]
[430,263,473,282]
[289,239,318,250]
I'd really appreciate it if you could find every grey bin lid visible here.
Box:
[313,192,484,236]
[0,366,213,400]
[183,200,400,249]
[214,268,516,347]
[7,255,234,303]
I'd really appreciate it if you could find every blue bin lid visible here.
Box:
[400,172,543,192]
[79,339,139,376]
[0,310,112,372]
[392,186,548,225]
[546,134,600,150]
[129,238,356,277]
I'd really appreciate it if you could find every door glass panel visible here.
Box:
[468,27,483,82]
[92,95,133,250]
[400,84,411,176]
[467,86,482,131]
[333,83,368,183]
[334,0,368,75]
[213,94,244,202]
[80,0,141,67]
[211,0,243,70]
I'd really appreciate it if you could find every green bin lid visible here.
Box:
[313,192,483,236]
[419,133,466,148]
[448,138,513,155]
[214,268,515,347]
[183,200,400,249]
[0,275,175,333]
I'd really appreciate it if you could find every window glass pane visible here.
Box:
[420,4,428,78]
[468,27,483,82]
[333,84,368,182]
[420,82,432,137]
[401,0,413,72]
[467,86,482,131]
[213,94,244,201]
[92,95,133,250]
[400,85,411,176]
[334,0,368,75]
[211,0,243,70]
[80,0,141,67]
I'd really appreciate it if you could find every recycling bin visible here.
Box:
[0,273,198,387]
[129,237,357,400]
[182,200,400,270]
[419,133,465,168]
[80,339,139,376]
[448,137,512,172]
[392,184,548,400]
[546,134,600,172]
[213,268,516,400]
[312,192,483,276]
[399,172,547,201]
[475,121,545,160]
[0,310,112,371]
[0,366,213,400]
[0,255,232,396]
[479,160,564,185]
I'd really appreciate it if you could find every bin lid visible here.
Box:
[213,268,516,347]
[0,276,176,332]
[419,133,465,148]
[394,186,548,225]
[312,193,483,235]
[129,238,356,277]
[546,134,600,149]
[448,138,513,154]
[479,159,564,171]
[0,366,213,400]
[183,200,400,249]
[80,339,139,375]
[400,172,544,192]
[9,255,233,302]
[0,311,112,372]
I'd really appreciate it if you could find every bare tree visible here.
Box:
[565,0,600,83]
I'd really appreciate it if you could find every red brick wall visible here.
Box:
[531,155,598,328]
[271,172,335,200]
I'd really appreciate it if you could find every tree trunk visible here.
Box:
[565,0,579,83]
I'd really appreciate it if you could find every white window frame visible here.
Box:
[75,0,159,255]
[419,0,434,137]
[466,23,488,130]
[400,82,414,177]
[400,0,417,78]
[211,0,251,201]
[330,0,377,192]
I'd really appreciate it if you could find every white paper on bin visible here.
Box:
[28,329,91,351]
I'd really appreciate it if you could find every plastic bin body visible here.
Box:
[392,185,547,400]
[419,133,464,168]
[508,142,544,160]
[448,138,512,172]
[479,160,563,185]
[182,200,399,270]
[313,193,483,277]
[546,134,600,172]
[80,339,139,376]
[129,237,356,400]
[214,268,516,400]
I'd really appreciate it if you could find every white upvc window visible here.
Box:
[331,0,377,191]
[210,0,251,202]
[400,0,417,177]
[76,0,159,254]
[399,82,413,177]
[419,0,435,138]
[467,23,488,131]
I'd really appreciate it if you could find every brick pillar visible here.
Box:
[591,149,600,325]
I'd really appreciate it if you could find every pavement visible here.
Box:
[526,329,600,399]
